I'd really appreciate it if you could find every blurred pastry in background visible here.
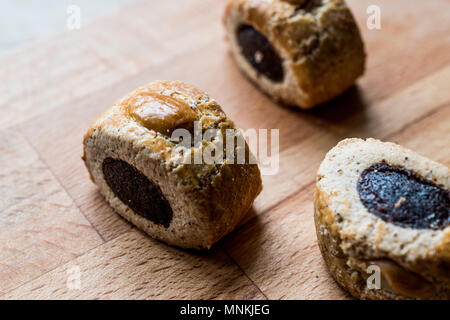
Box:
[224,0,366,109]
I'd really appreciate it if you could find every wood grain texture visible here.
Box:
[18,94,134,242]
[348,0,450,103]
[1,0,449,299]
[0,0,223,130]
[316,65,450,138]
[223,184,349,300]
[391,104,450,166]
[5,230,265,300]
[0,130,103,294]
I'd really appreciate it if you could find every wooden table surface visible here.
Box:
[1,0,449,299]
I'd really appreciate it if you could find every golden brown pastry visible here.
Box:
[314,138,449,299]
[83,80,262,249]
[223,0,366,108]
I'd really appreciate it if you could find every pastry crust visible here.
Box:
[314,138,450,299]
[83,80,262,249]
[224,0,366,108]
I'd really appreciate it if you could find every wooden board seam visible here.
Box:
[220,245,269,300]
[17,128,108,244]
[1,226,108,296]
[381,101,450,141]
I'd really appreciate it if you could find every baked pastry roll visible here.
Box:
[224,0,366,109]
[314,138,449,299]
[83,80,262,249]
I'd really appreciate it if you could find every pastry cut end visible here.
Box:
[314,138,450,299]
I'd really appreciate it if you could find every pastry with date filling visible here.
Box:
[314,138,449,299]
[223,0,366,109]
[83,80,262,249]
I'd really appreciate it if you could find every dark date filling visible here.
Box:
[357,163,449,230]
[237,24,284,82]
[102,157,173,228]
